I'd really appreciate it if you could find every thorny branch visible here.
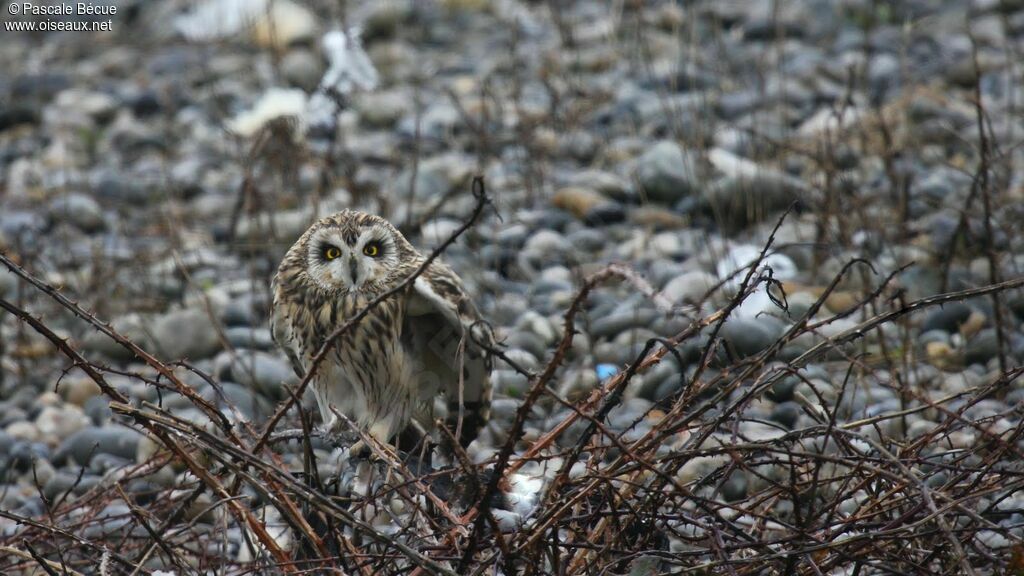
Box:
[3,189,1024,574]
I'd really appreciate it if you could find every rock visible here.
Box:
[635,140,702,203]
[84,396,112,426]
[90,453,132,474]
[868,53,900,99]
[721,472,748,502]
[589,308,659,339]
[128,90,163,117]
[355,89,407,128]
[60,377,102,406]
[43,472,102,501]
[50,89,118,124]
[558,130,598,161]
[703,149,812,229]
[48,192,105,233]
[215,382,273,420]
[419,218,463,247]
[251,0,317,49]
[717,90,762,120]
[0,432,13,458]
[224,327,276,350]
[660,270,718,304]
[584,202,627,226]
[0,265,17,299]
[921,303,974,334]
[965,329,1000,367]
[1,210,47,238]
[396,153,472,201]
[770,402,801,429]
[552,187,610,220]
[0,106,39,132]
[568,170,631,202]
[8,440,50,473]
[221,294,262,327]
[218,351,296,400]
[152,308,222,361]
[36,405,90,441]
[397,102,460,141]
[58,426,141,466]
[557,368,600,402]
[281,48,323,92]
[522,229,571,259]
[6,421,39,442]
[91,168,160,204]
[12,72,71,100]
[784,291,817,319]
[359,0,411,41]
[720,318,781,359]
[767,375,798,402]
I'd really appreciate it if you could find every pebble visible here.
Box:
[921,303,974,334]
[217,350,297,400]
[589,308,658,340]
[47,193,105,233]
[660,270,719,305]
[152,308,223,361]
[0,265,17,299]
[280,48,323,92]
[60,377,102,406]
[965,329,1001,367]
[635,140,702,204]
[224,326,276,350]
[80,313,153,362]
[36,405,91,442]
[720,318,782,359]
[58,426,142,466]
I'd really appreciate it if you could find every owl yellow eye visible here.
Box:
[363,242,380,257]
[324,246,341,260]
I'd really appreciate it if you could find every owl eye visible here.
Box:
[323,245,341,260]
[363,242,381,257]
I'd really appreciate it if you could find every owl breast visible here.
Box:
[304,292,417,442]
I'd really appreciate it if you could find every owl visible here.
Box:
[270,210,493,452]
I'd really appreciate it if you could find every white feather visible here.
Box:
[226,88,308,138]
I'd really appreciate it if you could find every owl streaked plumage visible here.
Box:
[270,209,493,450]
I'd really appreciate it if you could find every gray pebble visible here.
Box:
[965,329,1000,367]
[281,48,323,92]
[921,303,974,334]
[58,426,141,466]
[769,402,801,429]
[218,350,296,400]
[48,192,105,233]
[635,140,702,204]
[152,308,222,361]
[224,327,276,350]
[80,313,152,362]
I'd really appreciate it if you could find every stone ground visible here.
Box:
[3,0,1024,573]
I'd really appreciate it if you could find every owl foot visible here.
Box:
[348,439,373,460]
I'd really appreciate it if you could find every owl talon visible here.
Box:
[349,440,372,460]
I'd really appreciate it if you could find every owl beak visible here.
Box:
[348,256,360,286]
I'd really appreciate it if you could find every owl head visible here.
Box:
[303,210,413,293]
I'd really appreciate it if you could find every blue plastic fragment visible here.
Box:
[596,363,618,380]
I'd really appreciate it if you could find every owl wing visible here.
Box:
[403,259,493,446]
[270,278,306,379]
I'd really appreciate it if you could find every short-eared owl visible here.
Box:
[270,210,492,449]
